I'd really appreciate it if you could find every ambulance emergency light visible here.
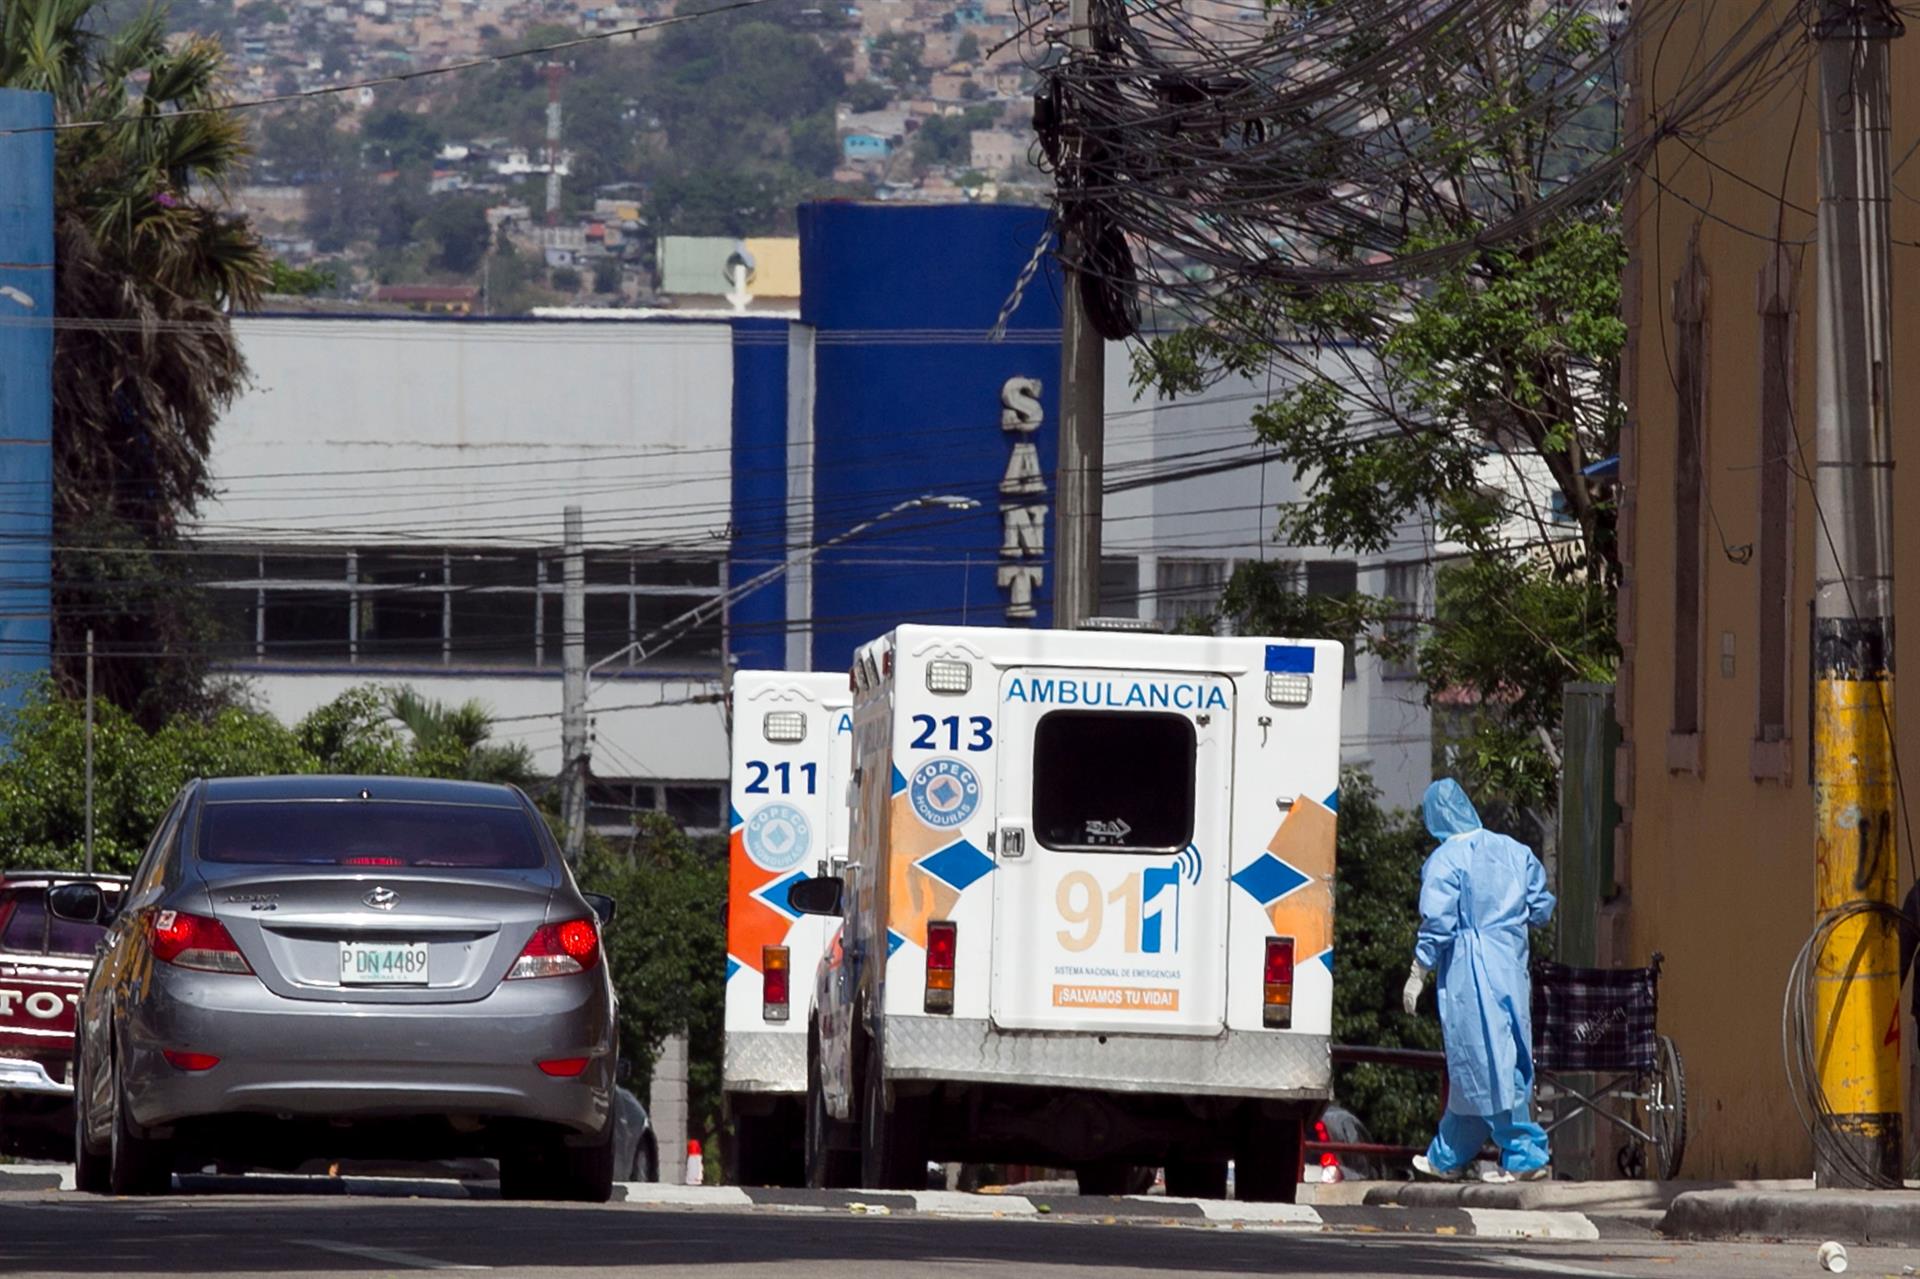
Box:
[763,711,807,743]
[1264,643,1316,707]
[925,659,972,694]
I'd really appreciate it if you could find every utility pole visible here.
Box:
[83,629,94,876]
[1053,0,1104,631]
[560,506,587,860]
[1810,0,1903,1187]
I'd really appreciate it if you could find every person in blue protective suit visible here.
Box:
[1401,778,1556,1182]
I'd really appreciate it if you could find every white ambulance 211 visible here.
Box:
[787,624,1342,1200]
[722,671,853,1187]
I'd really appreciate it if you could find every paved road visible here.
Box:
[1,1183,1909,1279]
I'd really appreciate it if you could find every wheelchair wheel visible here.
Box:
[1646,1034,1687,1180]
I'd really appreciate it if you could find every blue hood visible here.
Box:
[1423,778,1482,840]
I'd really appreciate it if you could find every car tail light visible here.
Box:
[344,856,405,866]
[762,945,790,1022]
[1263,936,1294,1029]
[1314,1118,1340,1177]
[148,911,253,975]
[925,920,956,1014]
[507,918,601,979]
[538,1057,589,1077]
[162,1050,220,1072]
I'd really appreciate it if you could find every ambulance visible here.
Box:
[722,671,853,1186]
[787,624,1342,1199]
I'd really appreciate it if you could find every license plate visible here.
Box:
[339,942,430,985]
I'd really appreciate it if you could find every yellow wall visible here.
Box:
[1620,0,1920,1177]
[742,238,802,299]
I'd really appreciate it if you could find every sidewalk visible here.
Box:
[1335,1178,1920,1247]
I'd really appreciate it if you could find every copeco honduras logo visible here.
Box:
[744,802,812,871]
[909,757,981,829]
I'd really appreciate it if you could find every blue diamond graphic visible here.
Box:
[1322,789,1340,814]
[730,803,745,829]
[917,839,995,892]
[1231,854,1309,906]
[886,929,906,956]
[754,870,810,920]
[726,956,741,983]
[891,765,908,796]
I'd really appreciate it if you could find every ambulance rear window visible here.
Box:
[1032,711,1195,852]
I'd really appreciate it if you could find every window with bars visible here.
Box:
[1755,251,1796,772]
[196,545,725,670]
[1671,240,1709,748]
[587,778,725,835]
[1155,557,1227,628]
[1305,559,1359,682]
[1382,561,1422,682]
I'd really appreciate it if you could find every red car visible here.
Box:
[0,871,127,1158]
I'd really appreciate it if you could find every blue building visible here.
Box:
[0,90,55,723]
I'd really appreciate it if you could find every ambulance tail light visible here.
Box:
[925,659,972,694]
[1263,936,1295,1029]
[762,945,791,1022]
[924,920,956,1014]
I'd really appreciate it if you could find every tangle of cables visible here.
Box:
[1781,899,1919,1187]
[1020,0,1819,343]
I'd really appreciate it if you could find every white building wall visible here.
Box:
[198,316,740,816]
[1101,339,1434,814]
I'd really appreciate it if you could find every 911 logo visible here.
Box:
[1056,845,1203,955]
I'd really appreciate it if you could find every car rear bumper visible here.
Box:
[125,967,615,1135]
[881,1017,1332,1100]
[0,1056,72,1097]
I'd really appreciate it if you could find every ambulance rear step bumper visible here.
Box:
[882,1018,1330,1100]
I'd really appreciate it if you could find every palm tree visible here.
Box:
[388,688,540,789]
[3,0,271,723]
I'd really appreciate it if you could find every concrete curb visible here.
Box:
[1660,1189,1920,1247]
[0,1166,1619,1239]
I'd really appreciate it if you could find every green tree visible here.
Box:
[549,265,582,292]
[954,32,980,62]
[418,194,490,274]
[574,819,727,1143]
[267,259,337,295]
[1134,2,1623,811]
[846,79,891,112]
[3,0,271,724]
[592,260,621,295]
[387,688,537,787]
[360,106,442,168]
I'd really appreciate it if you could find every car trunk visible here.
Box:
[194,864,558,1005]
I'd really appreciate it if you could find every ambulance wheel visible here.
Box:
[859,1038,927,1190]
[1075,1162,1148,1196]
[1234,1113,1304,1203]
[1163,1158,1228,1200]
[804,1035,858,1189]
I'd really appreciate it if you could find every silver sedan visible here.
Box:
[54,775,618,1200]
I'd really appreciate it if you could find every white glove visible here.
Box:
[1401,963,1428,1016]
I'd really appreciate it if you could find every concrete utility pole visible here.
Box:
[1810,0,1903,1187]
[83,629,94,876]
[1053,0,1104,631]
[560,506,588,860]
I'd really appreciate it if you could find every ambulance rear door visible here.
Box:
[988,667,1235,1036]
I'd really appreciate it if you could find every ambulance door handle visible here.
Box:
[998,827,1026,859]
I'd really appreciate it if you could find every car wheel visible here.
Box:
[502,1126,614,1203]
[108,1066,172,1197]
[71,1046,109,1195]
[1234,1113,1303,1203]
[804,1034,858,1189]
[858,1037,926,1190]
[1162,1158,1228,1200]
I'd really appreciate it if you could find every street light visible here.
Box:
[584,492,980,691]
[558,492,979,856]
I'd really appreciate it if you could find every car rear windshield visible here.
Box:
[199,801,546,869]
[1032,711,1196,852]
[0,890,111,956]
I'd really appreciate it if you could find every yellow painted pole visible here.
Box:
[1811,676,1902,1180]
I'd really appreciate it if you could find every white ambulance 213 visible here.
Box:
[722,671,853,1187]
[788,624,1342,1200]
